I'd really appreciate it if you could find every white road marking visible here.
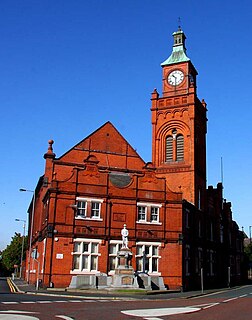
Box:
[121,307,201,317]
[223,297,239,303]
[203,303,220,309]
[36,301,52,303]
[20,302,36,304]
[55,316,75,320]
[0,315,39,319]
[239,294,248,298]
[1,302,19,304]
[0,312,37,314]
[190,303,217,308]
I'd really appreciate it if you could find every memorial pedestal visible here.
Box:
[112,248,138,288]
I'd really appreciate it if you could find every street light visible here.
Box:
[19,188,35,283]
[15,218,26,279]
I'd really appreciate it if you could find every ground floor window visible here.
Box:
[72,238,101,272]
[135,242,161,274]
[195,247,203,274]
[185,245,190,276]
[207,249,216,276]
[109,241,122,272]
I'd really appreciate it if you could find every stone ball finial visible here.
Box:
[48,139,54,151]
[44,139,56,159]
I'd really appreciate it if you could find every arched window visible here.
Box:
[165,130,184,162]
[165,136,173,162]
[176,134,184,161]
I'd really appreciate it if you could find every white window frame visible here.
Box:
[137,202,162,224]
[71,238,101,274]
[150,206,159,222]
[135,242,161,275]
[137,205,147,222]
[76,197,103,220]
[91,201,101,218]
[76,200,87,217]
[108,240,122,274]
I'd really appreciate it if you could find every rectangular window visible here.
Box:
[198,188,201,210]
[72,239,101,272]
[195,247,203,274]
[91,201,100,218]
[209,250,214,276]
[150,207,159,222]
[73,255,80,269]
[76,198,103,219]
[185,209,190,228]
[198,219,202,238]
[137,203,162,224]
[74,242,81,253]
[220,225,224,243]
[152,257,158,272]
[135,243,160,274]
[108,242,122,272]
[185,245,190,276]
[77,201,87,217]
[210,222,214,241]
[91,256,97,270]
[138,206,146,221]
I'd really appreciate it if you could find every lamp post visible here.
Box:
[19,188,35,283]
[15,219,26,279]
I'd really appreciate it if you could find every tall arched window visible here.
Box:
[176,134,184,161]
[165,130,184,162]
[165,136,173,162]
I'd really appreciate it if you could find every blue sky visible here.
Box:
[1,0,252,249]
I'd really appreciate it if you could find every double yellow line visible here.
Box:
[7,278,18,293]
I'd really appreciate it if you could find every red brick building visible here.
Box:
[25,28,245,290]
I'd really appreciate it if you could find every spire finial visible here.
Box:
[178,17,182,31]
[44,139,56,159]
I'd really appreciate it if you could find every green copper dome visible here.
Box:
[161,28,190,66]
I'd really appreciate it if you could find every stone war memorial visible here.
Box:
[69,224,166,290]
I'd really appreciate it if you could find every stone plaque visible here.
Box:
[121,276,132,285]
[113,213,126,222]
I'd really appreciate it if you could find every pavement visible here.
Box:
[9,277,234,300]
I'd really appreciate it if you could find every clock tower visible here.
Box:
[151,27,207,210]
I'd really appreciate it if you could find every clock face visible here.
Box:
[167,70,184,86]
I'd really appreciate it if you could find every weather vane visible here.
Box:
[178,17,182,30]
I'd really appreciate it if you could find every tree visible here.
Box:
[244,243,252,261]
[1,233,28,276]
[244,241,252,282]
